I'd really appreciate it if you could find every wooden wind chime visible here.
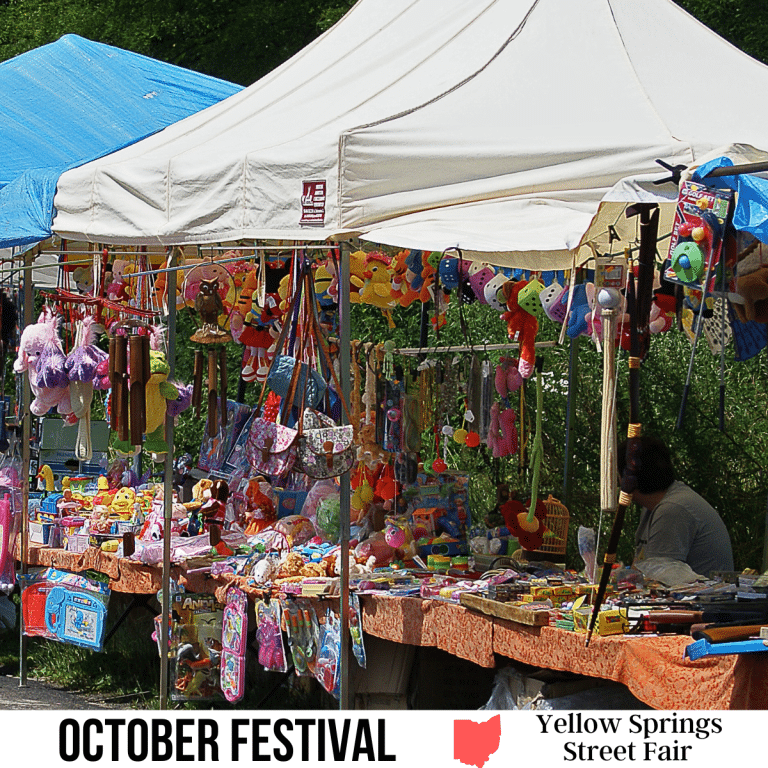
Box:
[108,325,153,448]
[186,265,235,438]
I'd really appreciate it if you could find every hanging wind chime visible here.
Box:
[185,262,235,438]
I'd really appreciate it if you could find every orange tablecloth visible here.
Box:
[360,593,768,710]
[23,546,768,709]
[23,543,235,597]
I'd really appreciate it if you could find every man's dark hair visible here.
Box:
[617,435,675,494]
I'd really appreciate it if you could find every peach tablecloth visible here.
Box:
[360,593,768,710]
[23,546,768,709]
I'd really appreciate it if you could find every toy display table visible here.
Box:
[19,544,768,710]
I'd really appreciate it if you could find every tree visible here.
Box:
[674,0,768,65]
[0,0,356,85]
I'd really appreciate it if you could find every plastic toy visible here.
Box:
[220,587,248,702]
[44,585,109,651]
[255,599,288,672]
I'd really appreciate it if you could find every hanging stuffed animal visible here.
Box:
[486,402,518,458]
[494,357,523,399]
[14,308,74,419]
[65,316,108,461]
[500,281,539,378]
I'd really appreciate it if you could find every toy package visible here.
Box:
[255,598,288,673]
[220,586,248,703]
[349,592,366,669]
[314,607,341,700]
[0,492,19,594]
[283,598,320,677]
[665,181,734,292]
[198,399,253,473]
[170,592,224,701]
[20,567,110,651]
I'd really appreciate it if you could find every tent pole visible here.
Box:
[598,307,619,581]
[159,251,177,710]
[18,249,34,688]
[562,335,579,510]
[338,242,353,710]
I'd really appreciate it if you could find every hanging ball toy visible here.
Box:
[453,428,468,444]
[465,431,481,448]
[691,226,706,242]
[596,287,621,309]
[387,407,401,422]
[432,458,448,473]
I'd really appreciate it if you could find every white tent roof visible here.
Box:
[52,0,768,267]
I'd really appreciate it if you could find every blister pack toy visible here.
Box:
[284,599,319,677]
[0,493,17,594]
[170,592,224,701]
[314,607,340,700]
[220,586,248,703]
[665,181,733,292]
[349,592,366,669]
[45,585,108,651]
[255,599,288,673]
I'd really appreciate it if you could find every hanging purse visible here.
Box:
[295,409,356,479]
[244,417,299,477]
[243,260,310,478]
[267,354,327,408]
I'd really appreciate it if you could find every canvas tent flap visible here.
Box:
[52,0,768,268]
[53,0,534,246]
[0,34,241,249]
[341,0,768,244]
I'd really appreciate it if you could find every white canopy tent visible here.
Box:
[51,0,768,265]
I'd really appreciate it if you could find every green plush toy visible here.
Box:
[113,350,179,458]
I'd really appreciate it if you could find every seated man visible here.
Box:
[617,435,733,579]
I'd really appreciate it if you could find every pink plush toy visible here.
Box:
[14,308,73,418]
[500,281,539,378]
[487,402,519,458]
[494,357,523,399]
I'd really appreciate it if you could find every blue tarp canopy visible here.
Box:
[0,34,241,249]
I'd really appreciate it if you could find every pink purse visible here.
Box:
[245,417,298,477]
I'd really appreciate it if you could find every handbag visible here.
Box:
[267,354,327,408]
[296,409,356,479]
[244,417,299,477]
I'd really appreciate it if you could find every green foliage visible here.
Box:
[674,0,768,64]
[0,0,359,85]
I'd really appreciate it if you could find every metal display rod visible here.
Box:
[393,340,557,355]
[159,255,177,710]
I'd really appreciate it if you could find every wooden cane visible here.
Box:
[586,275,641,647]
